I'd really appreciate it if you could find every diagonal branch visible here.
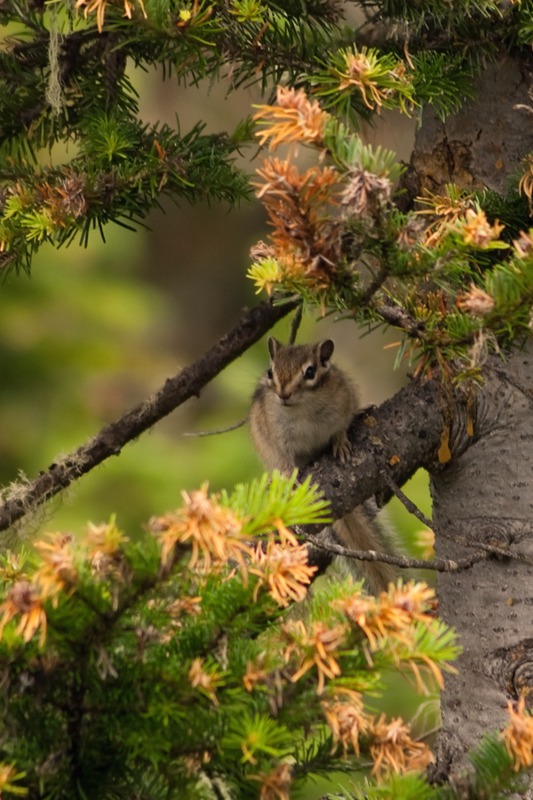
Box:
[0,296,299,534]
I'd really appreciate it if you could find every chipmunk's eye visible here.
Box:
[267,368,273,380]
[304,365,316,380]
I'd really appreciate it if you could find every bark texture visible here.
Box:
[431,343,533,779]
[301,376,444,518]
[406,55,533,783]
[404,56,533,198]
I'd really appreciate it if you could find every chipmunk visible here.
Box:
[250,336,396,593]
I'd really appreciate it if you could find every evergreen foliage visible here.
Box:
[0,0,531,284]
[0,473,461,798]
[248,95,533,379]
[1,1,533,798]
[0,475,531,798]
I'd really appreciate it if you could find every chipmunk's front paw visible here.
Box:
[332,431,352,463]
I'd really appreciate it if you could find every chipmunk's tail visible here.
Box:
[332,507,397,594]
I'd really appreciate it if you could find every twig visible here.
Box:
[0,297,298,534]
[289,303,303,344]
[182,419,246,437]
[378,464,434,530]
[379,462,533,567]
[372,301,426,338]
[302,531,489,574]
[362,263,388,304]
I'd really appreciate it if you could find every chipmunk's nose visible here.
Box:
[277,390,292,403]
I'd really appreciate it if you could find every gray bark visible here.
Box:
[404,55,533,783]
[404,56,533,198]
[430,342,533,780]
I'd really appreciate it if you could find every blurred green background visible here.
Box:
[1,215,431,544]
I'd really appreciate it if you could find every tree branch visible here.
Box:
[377,463,434,529]
[303,531,489,574]
[299,376,446,520]
[297,370,533,576]
[0,296,299,534]
[372,301,426,338]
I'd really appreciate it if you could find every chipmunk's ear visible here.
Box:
[268,337,283,359]
[318,339,334,365]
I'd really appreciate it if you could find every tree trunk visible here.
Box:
[407,56,533,782]
[404,56,533,199]
[430,342,533,780]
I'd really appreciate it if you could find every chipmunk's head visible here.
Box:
[265,337,334,405]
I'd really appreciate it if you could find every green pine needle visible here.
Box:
[221,470,332,537]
